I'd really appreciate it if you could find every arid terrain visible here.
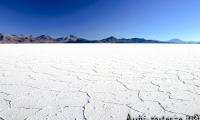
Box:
[0,44,200,120]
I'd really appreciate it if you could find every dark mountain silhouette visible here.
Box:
[97,36,165,43]
[98,36,118,43]
[56,35,92,43]
[0,32,172,43]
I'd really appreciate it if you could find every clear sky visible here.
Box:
[0,0,200,41]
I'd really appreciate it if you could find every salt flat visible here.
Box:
[0,44,200,120]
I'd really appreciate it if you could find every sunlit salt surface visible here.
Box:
[0,44,200,120]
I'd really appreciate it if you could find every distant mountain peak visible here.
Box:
[37,35,52,40]
[170,38,183,41]
[107,36,117,39]
[167,38,184,43]
[102,36,117,41]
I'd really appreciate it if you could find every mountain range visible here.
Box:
[0,33,166,43]
[166,39,200,44]
[0,33,199,44]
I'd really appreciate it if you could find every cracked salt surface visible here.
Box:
[0,44,200,120]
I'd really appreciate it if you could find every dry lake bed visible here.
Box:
[0,44,200,120]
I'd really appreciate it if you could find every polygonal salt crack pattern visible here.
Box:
[0,44,200,120]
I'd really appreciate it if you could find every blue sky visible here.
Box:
[0,0,200,41]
